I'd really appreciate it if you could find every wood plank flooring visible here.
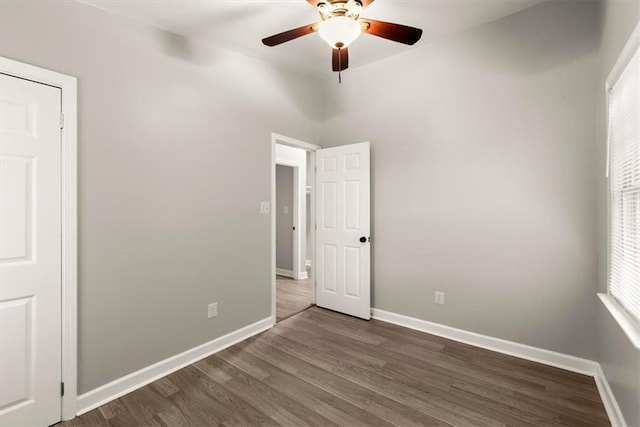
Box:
[276,274,313,322]
[60,307,610,427]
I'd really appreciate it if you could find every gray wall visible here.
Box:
[595,2,640,425]
[0,1,322,393]
[276,165,294,271]
[3,0,636,410]
[320,1,599,359]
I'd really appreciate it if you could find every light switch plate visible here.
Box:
[208,302,218,319]
[260,202,270,214]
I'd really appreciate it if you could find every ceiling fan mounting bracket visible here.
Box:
[317,0,363,20]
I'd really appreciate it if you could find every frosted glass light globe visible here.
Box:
[318,16,361,49]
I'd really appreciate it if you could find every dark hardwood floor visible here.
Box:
[276,274,313,322]
[60,307,610,427]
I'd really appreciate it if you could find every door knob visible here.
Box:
[360,236,367,243]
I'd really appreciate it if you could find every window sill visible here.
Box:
[598,293,640,349]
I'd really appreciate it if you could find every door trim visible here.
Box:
[271,133,320,324]
[1,57,78,421]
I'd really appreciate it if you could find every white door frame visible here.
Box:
[0,57,78,421]
[271,133,320,324]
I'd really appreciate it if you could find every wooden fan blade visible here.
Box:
[262,23,318,46]
[360,0,375,8]
[360,18,422,45]
[332,48,349,72]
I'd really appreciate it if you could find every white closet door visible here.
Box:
[0,73,62,426]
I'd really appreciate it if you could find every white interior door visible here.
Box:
[0,73,62,426]
[316,142,370,319]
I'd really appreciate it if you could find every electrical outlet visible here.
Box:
[208,302,218,319]
[435,291,445,305]
[283,206,289,214]
[260,202,270,214]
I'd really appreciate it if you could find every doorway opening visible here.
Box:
[275,164,312,321]
[271,134,372,323]
[271,134,320,323]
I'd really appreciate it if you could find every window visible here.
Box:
[607,30,640,325]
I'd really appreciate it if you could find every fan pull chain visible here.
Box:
[338,48,342,84]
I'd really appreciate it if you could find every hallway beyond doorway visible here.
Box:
[276,271,313,322]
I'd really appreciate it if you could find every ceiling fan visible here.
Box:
[262,0,422,82]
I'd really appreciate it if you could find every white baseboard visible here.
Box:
[371,308,596,374]
[275,268,294,278]
[76,317,272,416]
[593,364,627,427]
[276,268,307,279]
[371,308,625,427]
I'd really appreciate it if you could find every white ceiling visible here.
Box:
[77,0,546,77]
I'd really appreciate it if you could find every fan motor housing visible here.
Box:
[318,1,363,20]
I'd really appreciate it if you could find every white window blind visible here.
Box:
[608,43,640,323]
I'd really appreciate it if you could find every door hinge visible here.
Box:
[61,382,65,396]
[60,113,64,129]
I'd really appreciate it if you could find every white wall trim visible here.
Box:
[593,364,628,427]
[272,132,321,151]
[598,293,640,349]
[371,308,596,374]
[275,268,308,280]
[76,317,272,416]
[606,20,640,94]
[275,268,294,278]
[1,56,78,421]
[371,308,625,426]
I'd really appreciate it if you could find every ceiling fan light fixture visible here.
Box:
[345,0,363,19]
[318,16,361,49]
